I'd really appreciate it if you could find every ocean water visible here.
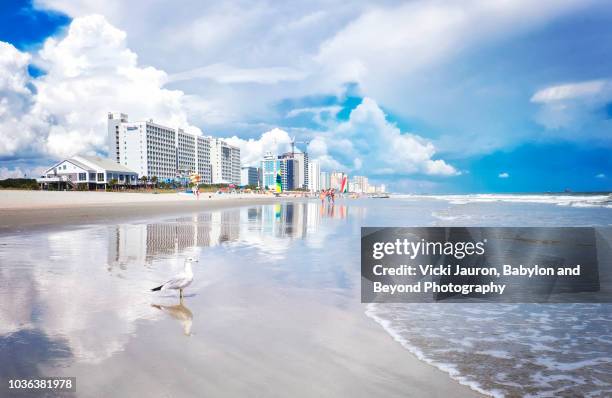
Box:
[367,194,612,397]
[0,195,611,397]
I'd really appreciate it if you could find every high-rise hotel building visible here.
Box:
[107,113,240,184]
[210,138,241,185]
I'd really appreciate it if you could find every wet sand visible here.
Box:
[0,190,290,231]
[0,193,483,397]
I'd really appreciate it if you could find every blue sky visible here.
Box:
[0,0,611,193]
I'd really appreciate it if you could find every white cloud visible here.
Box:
[596,173,606,178]
[531,80,610,103]
[222,98,458,177]
[306,138,344,170]
[498,172,510,178]
[0,15,202,161]
[34,0,591,155]
[312,1,588,118]
[0,42,42,157]
[168,63,307,84]
[531,79,612,129]
[286,106,342,126]
[316,97,459,176]
[4,1,604,178]
[0,166,46,179]
[224,128,293,167]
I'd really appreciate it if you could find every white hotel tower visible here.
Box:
[107,113,240,184]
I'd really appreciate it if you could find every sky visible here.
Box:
[0,0,611,193]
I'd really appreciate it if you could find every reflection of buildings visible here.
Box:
[257,203,308,239]
[249,202,352,240]
[209,211,241,245]
[107,210,241,265]
[107,202,356,267]
[319,203,350,220]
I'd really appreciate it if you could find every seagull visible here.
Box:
[151,257,197,299]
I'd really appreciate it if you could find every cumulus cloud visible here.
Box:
[314,98,459,176]
[225,128,293,167]
[304,137,344,170]
[226,98,458,177]
[0,42,42,157]
[0,14,455,181]
[0,15,201,161]
[498,172,510,178]
[35,0,592,156]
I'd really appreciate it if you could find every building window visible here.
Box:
[97,173,104,182]
[78,173,86,181]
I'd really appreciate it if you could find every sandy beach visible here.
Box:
[0,190,291,231]
[0,191,483,397]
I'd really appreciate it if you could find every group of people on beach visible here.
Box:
[320,188,336,205]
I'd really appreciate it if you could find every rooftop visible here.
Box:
[74,155,137,173]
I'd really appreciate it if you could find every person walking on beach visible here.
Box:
[320,189,326,205]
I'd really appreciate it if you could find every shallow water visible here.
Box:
[0,197,611,397]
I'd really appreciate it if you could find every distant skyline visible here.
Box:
[0,0,611,193]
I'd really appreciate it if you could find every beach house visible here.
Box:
[37,155,139,190]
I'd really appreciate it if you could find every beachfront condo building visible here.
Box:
[196,136,212,184]
[107,113,239,184]
[261,152,296,191]
[308,160,320,192]
[330,171,348,190]
[261,152,280,190]
[277,151,308,189]
[279,157,298,190]
[320,171,330,190]
[210,138,241,185]
[292,151,309,190]
[241,166,259,187]
[351,175,369,193]
[177,130,196,177]
[280,151,311,189]
[107,113,178,180]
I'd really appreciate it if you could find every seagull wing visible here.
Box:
[161,273,188,290]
